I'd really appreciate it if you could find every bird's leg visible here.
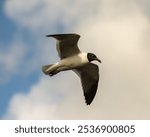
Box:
[42,64,54,75]
[43,62,70,76]
[49,70,60,76]
[42,63,60,75]
[49,66,69,76]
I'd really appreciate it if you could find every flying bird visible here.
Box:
[42,33,101,105]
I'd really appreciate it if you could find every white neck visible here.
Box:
[78,52,89,64]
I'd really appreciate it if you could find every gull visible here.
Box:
[42,33,101,105]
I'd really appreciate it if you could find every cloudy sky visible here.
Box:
[0,0,150,120]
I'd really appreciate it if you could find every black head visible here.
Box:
[87,53,102,63]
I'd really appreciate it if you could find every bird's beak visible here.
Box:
[96,58,102,63]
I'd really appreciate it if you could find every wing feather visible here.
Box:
[74,63,99,105]
[46,33,81,59]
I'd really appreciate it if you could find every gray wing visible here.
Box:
[46,33,81,59]
[74,63,99,105]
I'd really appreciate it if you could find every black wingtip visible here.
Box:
[46,33,80,41]
[85,95,93,105]
[84,82,98,105]
[46,35,52,37]
[86,102,91,105]
[85,100,92,105]
[46,33,80,37]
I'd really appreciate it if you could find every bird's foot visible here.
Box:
[49,70,58,77]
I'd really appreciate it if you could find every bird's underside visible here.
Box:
[42,33,100,105]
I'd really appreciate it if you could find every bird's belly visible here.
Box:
[59,56,87,70]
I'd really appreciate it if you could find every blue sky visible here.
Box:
[0,0,40,118]
[0,1,15,44]
[0,0,150,119]
[0,0,16,117]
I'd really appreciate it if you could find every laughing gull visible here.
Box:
[42,33,101,105]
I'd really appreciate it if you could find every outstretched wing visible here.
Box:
[46,33,81,59]
[74,63,99,105]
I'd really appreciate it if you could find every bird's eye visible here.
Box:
[92,54,95,58]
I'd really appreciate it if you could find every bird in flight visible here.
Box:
[42,33,101,105]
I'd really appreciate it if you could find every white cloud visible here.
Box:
[76,0,150,119]
[0,40,27,85]
[4,77,57,119]
[3,0,150,119]
[4,0,101,31]
[4,73,85,119]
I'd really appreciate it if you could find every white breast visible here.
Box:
[78,52,89,64]
[58,52,89,69]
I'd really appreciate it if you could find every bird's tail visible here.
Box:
[42,64,54,75]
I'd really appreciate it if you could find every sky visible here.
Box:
[0,0,150,120]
